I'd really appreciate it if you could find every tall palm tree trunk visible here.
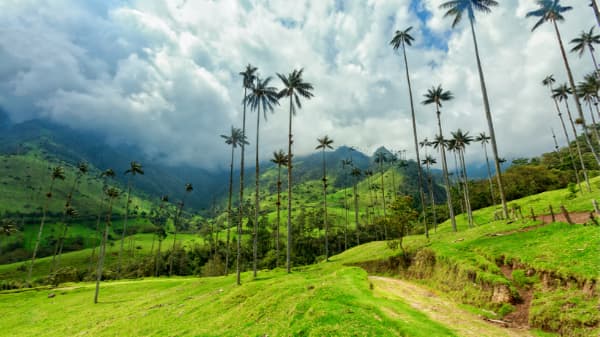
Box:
[469,18,508,218]
[459,149,473,227]
[592,0,600,29]
[253,106,261,278]
[275,165,281,267]
[88,202,104,273]
[452,151,465,215]
[27,180,56,285]
[564,100,592,191]
[379,164,388,240]
[353,182,360,245]
[586,101,600,146]
[225,145,235,275]
[51,177,79,272]
[343,175,348,250]
[321,148,329,261]
[237,87,248,285]
[117,180,131,277]
[94,197,114,304]
[481,143,496,204]
[550,88,582,190]
[553,19,600,165]
[286,96,293,274]
[436,111,456,231]
[425,163,437,232]
[155,239,162,277]
[402,43,428,238]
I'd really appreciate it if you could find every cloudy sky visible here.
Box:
[0,0,596,170]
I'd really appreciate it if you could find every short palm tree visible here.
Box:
[390,26,428,238]
[422,85,457,231]
[316,135,334,261]
[570,26,600,72]
[246,75,279,277]
[28,166,66,285]
[421,155,438,231]
[0,218,18,255]
[527,0,600,166]
[475,132,497,204]
[542,75,582,190]
[271,150,288,267]
[374,151,389,239]
[94,186,120,304]
[169,183,193,276]
[553,84,591,191]
[237,64,257,285]
[118,161,144,277]
[277,68,314,273]
[350,167,362,244]
[221,127,248,275]
[440,0,508,219]
[451,129,474,227]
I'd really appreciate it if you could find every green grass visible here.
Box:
[0,262,457,337]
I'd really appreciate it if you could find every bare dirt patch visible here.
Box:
[500,265,533,329]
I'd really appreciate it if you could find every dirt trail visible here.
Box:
[369,276,534,337]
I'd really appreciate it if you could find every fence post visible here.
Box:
[530,207,536,221]
[593,199,600,215]
[560,205,573,224]
[549,205,555,223]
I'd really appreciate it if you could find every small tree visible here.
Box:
[388,196,418,258]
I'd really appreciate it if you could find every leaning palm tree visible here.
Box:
[422,85,457,231]
[236,64,258,285]
[89,169,116,273]
[578,78,600,146]
[271,150,288,267]
[0,218,18,255]
[543,75,582,191]
[451,129,474,227]
[315,136,334,261]
[553,84,591,191]
[390,26,428,238]
[52,161,88,272]
[54,206,79,269]
[28,166,66,285]
[350,167,362,244]
[475,132,497,204]
[168,183,193,276]
[246,75,279,277]
[118,161,144,277]
[221,127,248,275]
[374,151,389,240]
[277,68,314,274]
[421,155,438,231]
[440,0,508,219]
[94,186,120,304]
[527,0,600,166]
[570,26,600,72]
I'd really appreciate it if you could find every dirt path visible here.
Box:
[369,276,534,337]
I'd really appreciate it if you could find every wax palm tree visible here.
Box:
[0,218,17,255]
[54,206,79,270]
[221,127,248,275]
[553,84,591,191]
[271,150,288,266]
[28,166,66,284]
[350,167,362,244]
[237,64,257,285]
[542,75,582,190]
[446,139,465,215]
[168,183,193,276]
[474,132,497,204]
[374,152,389,239]
[577,76,600,146]
[153,195,169,276]
[527,0,600,166]
[246,76,279,277]
[570,26,600,72]
[451,129,474,227]
[390,26,428,238]
[389,152,399,201]
[364,169,375,222]
[440,0,508,218]
[421,155,438,231]
[422,85,457,231]
[341,158,353,250]
[118,161,144,277]
[94,186,120,304]
[88,169,116,272]
[277,68,314,273]
[316,136,334,261]
[51,162,88,272]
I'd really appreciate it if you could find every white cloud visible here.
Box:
[0,0,597,170]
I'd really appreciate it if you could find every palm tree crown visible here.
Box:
[526,0,572,31]
[422,85,454,110]
[542,74,556,88]
[315,136,334,150]
[271,150,288,166]
[440,0,498,28]
[221,127,248,148]
[240,64,258,89]
[570,26,600,56]
[125,161,144,176]
[52,166,66,181]
[390,26,414,49]
[552,83,572,101]
[246,76,280,119]
[277,69,314,115]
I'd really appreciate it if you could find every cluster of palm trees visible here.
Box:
[222,65,313,284]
